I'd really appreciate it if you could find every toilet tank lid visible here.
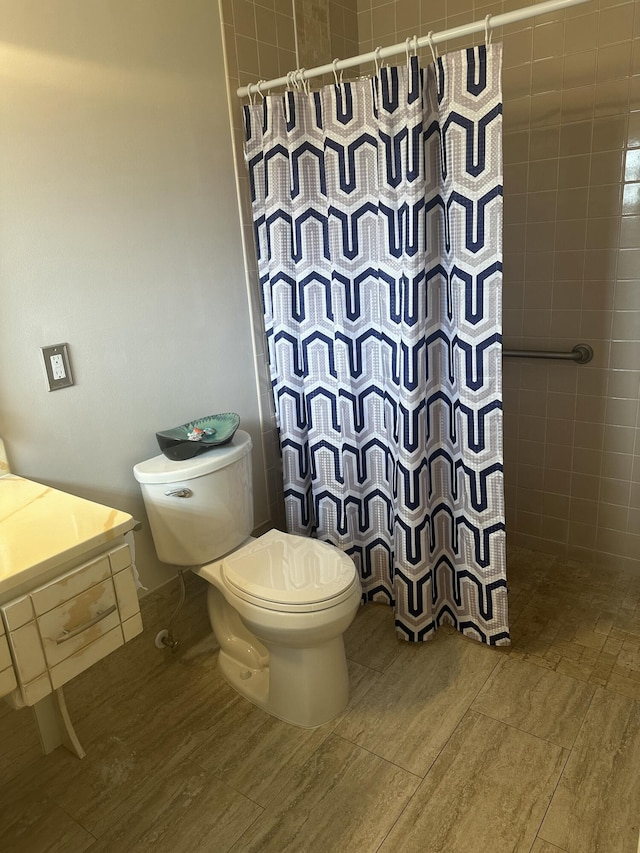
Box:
[133,429,252,485]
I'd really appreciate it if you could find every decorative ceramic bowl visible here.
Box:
[156,413,240,461]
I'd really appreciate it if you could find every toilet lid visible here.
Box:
[221,530,357,608]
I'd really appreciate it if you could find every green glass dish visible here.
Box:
[156,413,240,461]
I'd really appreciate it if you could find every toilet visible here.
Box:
[133,430,361,727]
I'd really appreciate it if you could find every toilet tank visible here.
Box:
[133,430,254,566]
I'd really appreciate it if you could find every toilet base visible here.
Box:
[201,563,360,728]
[218,650,269,709]
[218,637,351,728]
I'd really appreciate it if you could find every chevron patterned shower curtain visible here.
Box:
[244,45,509,645]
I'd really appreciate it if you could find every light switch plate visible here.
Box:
[41,343,73,391]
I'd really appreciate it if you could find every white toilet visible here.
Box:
[133,430,361,727]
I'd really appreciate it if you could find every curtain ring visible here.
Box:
[427,32,438,64]
[485,14,493,45]
[285,71,293,91]
[247,82,256,105]
[413,34,419,56]
[405,37,412,69]
[332,57,343,87]
[297,68,310,94]
[374,45,382,76]
[256,79,267,100]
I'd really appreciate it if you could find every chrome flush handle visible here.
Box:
[164,488,193,498]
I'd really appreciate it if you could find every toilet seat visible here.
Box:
[221,529,359,613]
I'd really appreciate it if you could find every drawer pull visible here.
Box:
[56,605,117,644]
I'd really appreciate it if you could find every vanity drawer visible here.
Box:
[31,554,112,616]
[38,577,121,668]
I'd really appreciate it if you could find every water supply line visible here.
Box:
[154,568,187,651]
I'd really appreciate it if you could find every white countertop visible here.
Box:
[0,474,135,597]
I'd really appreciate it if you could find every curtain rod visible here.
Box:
[237,0,591,98]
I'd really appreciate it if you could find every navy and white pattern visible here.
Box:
[244,46,509,645]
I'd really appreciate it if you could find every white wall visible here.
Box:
[0,0,269,590]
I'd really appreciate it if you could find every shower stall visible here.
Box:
[220,0,640,578]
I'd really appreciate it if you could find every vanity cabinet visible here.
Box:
[0,618,18,697]
[1,542,142,706]
[0,472,141,758]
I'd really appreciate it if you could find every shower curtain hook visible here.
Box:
[374,45,382,76]
[427,31,439,65]
[247,82,256,105]
[485,14,493,45]
[413,34,419,56]
[256,80,267,100]
[332,58,343,87]
[300,68,310,94]
[405,37,412,69]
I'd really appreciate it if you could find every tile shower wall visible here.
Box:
[219,0,359,531]
[358,1,640,569]
[220,0,640,569]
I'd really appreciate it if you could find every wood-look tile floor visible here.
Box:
[2,546,640,852]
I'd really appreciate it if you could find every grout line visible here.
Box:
[331,731,422,782]
[471,704,577,752]
[531,734,573,849]
[49,797,99,845]
[525,672,600,850]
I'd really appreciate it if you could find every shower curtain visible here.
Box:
[244,45,509,645]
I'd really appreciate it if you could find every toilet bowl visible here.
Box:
[196,530,361,726]
[133,431,361,727]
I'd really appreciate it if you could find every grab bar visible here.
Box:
[503,344,593,364]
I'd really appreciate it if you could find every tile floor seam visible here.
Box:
[470,705,581,753]
[222,794,268,852]
[371,790,416,853]
[332,731,424,781]
[465,648,505,702]
[373,649,403,675]
[207,763,272,811]
[81,757,263,853]
[189,748,298,811]
[528,835,569,853]
[366,742,434,853]
[50,797,99,846]
[516,639,640,702]
[533,743,575,850]
[424,701,478,760]
[225,732,422,853]
[176,753,265,807]
[59,744,206,841]
[372,706,569,853]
